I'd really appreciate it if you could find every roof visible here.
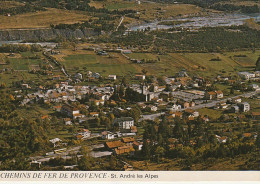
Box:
[114,117,134,123]
[208,91,216,95]
[49,138,61,144]
[216,90,223,94]
[61,104,79,111]
[243,133,252,137]
[133,141,142,146]
[105,140,125,149]
[41,115,49,120]
[252,112,260,116]
[131,126,137,130]
[175,111,183,117]
[115,146,134,155]
[185,108,195,114]
[78,129,90,133]
[122,137,135,143]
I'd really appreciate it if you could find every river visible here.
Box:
[128,13,260,31]
[0,41,58,47]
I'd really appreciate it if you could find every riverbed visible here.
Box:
[128,13,260,31]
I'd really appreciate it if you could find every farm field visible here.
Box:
[55,48,259,77]
[225,50,260,67]
[62,51,138,76]
[0,8,90,29]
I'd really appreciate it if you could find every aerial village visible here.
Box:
[12,49,259,170]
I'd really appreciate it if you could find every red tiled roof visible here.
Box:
[105,141,125,149]
[122,137,135,143]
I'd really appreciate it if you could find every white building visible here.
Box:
[113,117,134,130]
[76,129,91,139]
[108,75,117,80]
[61,104,80,118]
[238,102,250,112]
[238,72,255,80]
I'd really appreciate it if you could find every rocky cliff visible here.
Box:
[0,28,99,41]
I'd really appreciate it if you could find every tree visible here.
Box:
[129,107,141,123]
[78,146,93,170]
[256,57,260,71]
[142,140,151,160]
[155,146,165,163]
[142,69,148,75]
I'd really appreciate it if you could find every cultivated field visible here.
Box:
[54,48,260,77]
[0,8,90,29]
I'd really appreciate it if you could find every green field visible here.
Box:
[63,53,137,76]
[62,50,258,77]
[197,108,223,120]
[225,50,260,67]
[127,53,158,60]
[106,2,136,10]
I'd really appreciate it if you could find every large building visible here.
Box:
[113,117,134,130]
[238,102,250,112]
[238,72,255,80]
[61,104,80,118]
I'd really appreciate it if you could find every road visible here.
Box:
[29,144,109,163]
[139,90,260,121]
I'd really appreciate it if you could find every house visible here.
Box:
[102,131,115,140]
[218,102,229,109]
[184,109,199,117]
[75,73,83,80]
[249,84,259,90]
[97,50,108,56]
[105,140,125,150]
[130,126,138,133]
[173,111,183,119]
[63,118,72,125]
[52,75,61,80]
[30,161,41,169]
[230,105,240,113]
[61,104,80,118]
[216,135,228,143]
[113,117,134,130]
[242,133,252,138]
[147,105,158,112]
[205,91,216,100]
[121,49,132,54]
[215,90,223,98]
[135,75,145,80]
[122,137,135,145]
[114,146,135,155]
[122,163,134,171]
[232,97,242,103]
[49,138,62,147]
[137,102,147,109]
[254,71,260,77]
[238,72,255,80]
[92,72,100,79]
[190,101,196,107]
[133,141,143,150]
[21,84,30,89]
[251,112,260,120]
[238,102,250,112]
[89,112,99,117]
[167,104,182,111]
[76,129,91,140]
[182,102,190,109]
[108,75,117,80]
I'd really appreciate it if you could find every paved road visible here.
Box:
[29,144,106,162]
[139,90,260,121]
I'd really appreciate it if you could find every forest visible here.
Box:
[107,26,260,52]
